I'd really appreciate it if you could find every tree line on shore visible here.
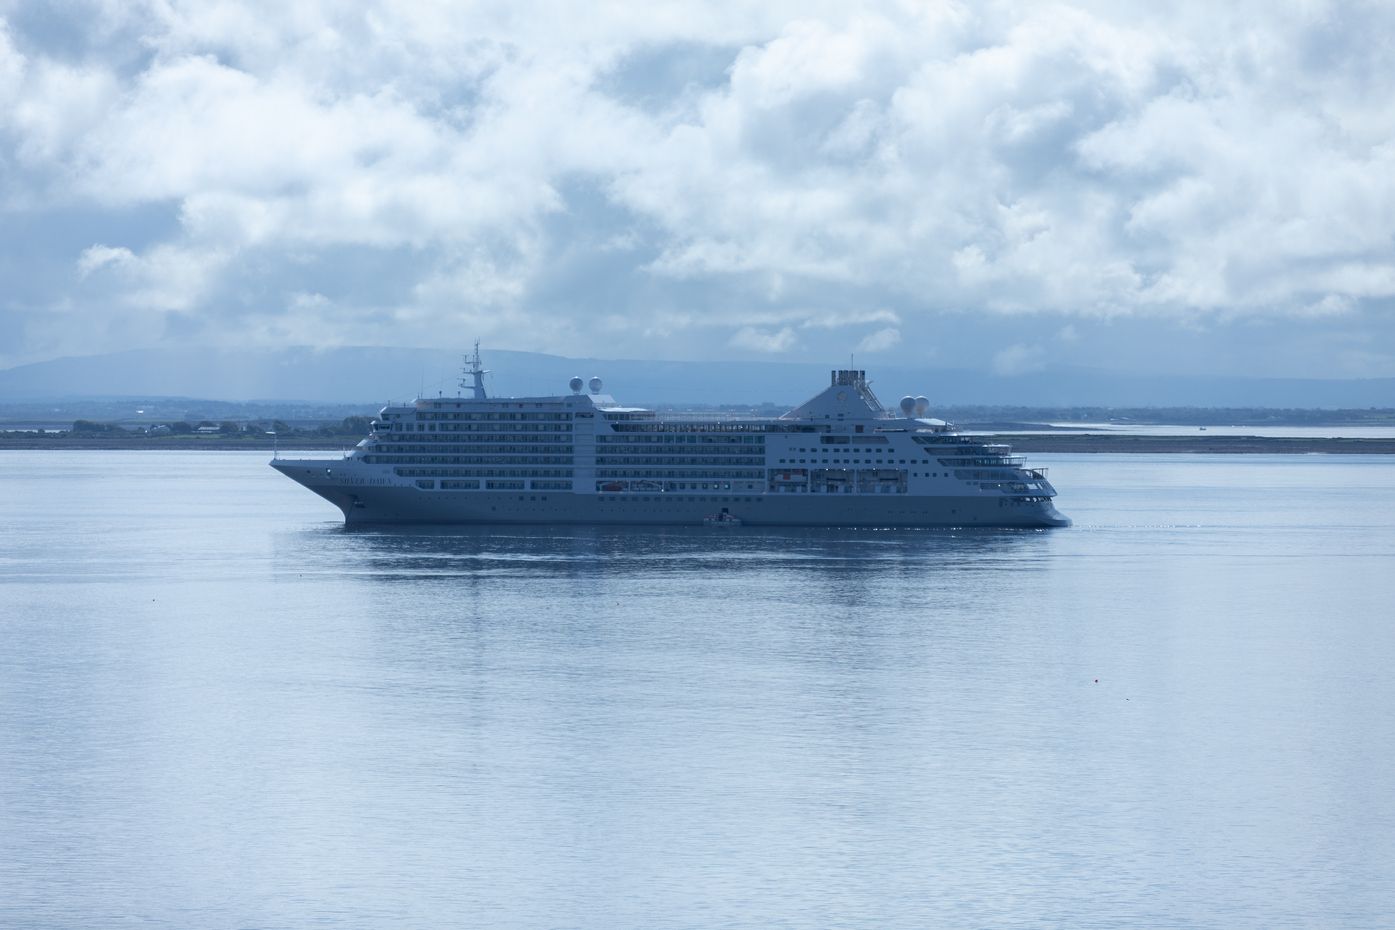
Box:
[62,416,375,437]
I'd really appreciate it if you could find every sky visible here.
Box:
[1,0,1393,378]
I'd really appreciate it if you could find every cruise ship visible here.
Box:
[271,347,1069,527]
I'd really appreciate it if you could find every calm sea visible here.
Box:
[2,450,1393,929]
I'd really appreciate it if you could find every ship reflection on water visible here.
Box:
[288,523,1056,584]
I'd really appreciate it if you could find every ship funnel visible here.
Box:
[914,396,929,416]
[568,376,584,394]
[588,376,603,394]
[899,396,915,415]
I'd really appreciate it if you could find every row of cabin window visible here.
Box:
[389,423,573,433]
[381,431,572,440]
[394,468,573,478]
[367,455,572,464]
[598,434,764,444]
[417,411,572,421]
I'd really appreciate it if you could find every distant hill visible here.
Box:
[2,345,1392,408]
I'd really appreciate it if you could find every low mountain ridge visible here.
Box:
[2,345,1391,408]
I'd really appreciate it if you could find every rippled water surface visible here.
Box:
[2,451,1394,929]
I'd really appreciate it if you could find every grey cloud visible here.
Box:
[1,1,1393,379]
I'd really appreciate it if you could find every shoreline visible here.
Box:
[0,437,352,451]
[1000,434,1395,454]
[4,434,1395,454]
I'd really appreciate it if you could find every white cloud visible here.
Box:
[856,326,900,353]
[77,244,136,277]
[73,241,222,313]
[1300,295,1354,319]
[2,1,1395,374]
[799,308,900,330]
[730,325,797,353]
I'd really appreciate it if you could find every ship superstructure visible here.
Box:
[271,349,1069,527]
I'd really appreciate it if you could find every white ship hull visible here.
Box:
[273,463,1070,528]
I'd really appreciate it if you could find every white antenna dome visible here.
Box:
[899,395,916,415]
[588,376,603,394]
[914,396,929,416]
[568,376,584,394]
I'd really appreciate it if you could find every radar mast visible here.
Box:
[460,340,489,400]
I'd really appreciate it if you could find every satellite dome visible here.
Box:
[914,396,930,416]
[588,376,603,394]
[568,376,584,394]
[899,396,916,415]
